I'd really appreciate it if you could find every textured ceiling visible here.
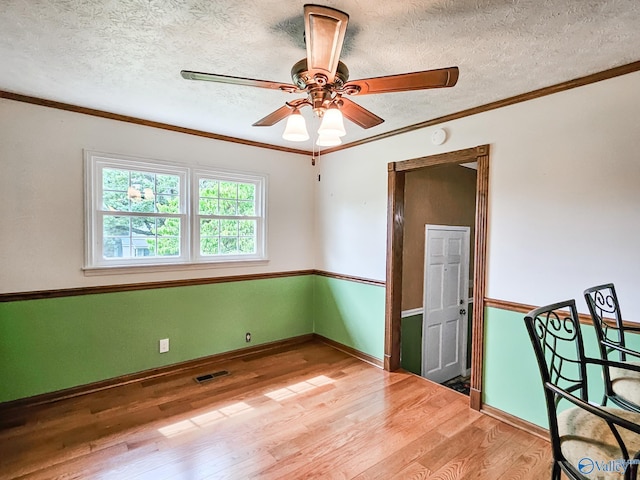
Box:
[2,0,639,150]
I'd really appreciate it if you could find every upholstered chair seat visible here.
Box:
[559,406,640,479]
[609,362,640,407]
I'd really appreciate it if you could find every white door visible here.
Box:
[422,225,470,384]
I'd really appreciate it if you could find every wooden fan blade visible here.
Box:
[344,67,459,95]
[181,70,298,92]
[304,4,349,82]
[252,105,293,127]
[339,98,384,129]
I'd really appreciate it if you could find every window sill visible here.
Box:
[83,259,269,276]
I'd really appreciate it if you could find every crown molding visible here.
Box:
[0,90,309,156]
[2,60,639,155]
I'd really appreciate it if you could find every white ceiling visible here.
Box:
[2,0,639,151]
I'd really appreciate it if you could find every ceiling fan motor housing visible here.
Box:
[291,59,349,90]
[291,59,351,115]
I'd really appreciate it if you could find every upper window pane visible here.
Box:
[219,181,238,199]
[103,168,129,190]
[198,178,257,217]
[238,183,255,201]
[101,168,180,214]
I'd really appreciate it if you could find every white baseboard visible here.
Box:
[401,307,423,318]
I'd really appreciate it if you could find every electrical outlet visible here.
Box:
[245,332,251,343]
[159,338,169,353]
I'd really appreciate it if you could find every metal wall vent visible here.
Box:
[194,370,230,384]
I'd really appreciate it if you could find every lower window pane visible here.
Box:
[220,237,239,254]
[104,216,130,237]
[238,220,255,236]
[132,217,157,257]
[102,215,180,260]
[157,218,179,240]
[103,237,129,258]
[201,237,220,255]
[200,219,220,236]
[220,219,238,236]
[132,217,157,236]
[155,237,180,256]
[239,237,256,254]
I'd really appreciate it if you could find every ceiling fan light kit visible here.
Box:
[180,4,459,145]
[317,107,346,138]
[282,109,310,141]
[316,133,342,147]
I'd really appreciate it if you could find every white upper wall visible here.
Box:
[0,100,316,292]
[4,70,640,319]
[315,71,640,319]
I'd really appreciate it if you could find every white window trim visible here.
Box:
[84,150,268,273]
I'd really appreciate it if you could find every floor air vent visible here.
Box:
[194,370,230,384]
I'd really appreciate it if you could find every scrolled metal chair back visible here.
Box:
[525,300,589,406]
[584,283,626,361]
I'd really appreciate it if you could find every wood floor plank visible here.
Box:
[0,340,553,479]
[421,420,530,480]
[494,441,553,480]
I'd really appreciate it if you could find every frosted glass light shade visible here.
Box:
[317,108,346,137]
[316,134,342,147]
[282,111,309,141]
[127,186,141,201]
[143,188,155,201]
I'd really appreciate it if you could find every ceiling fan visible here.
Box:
[181,4,459,144]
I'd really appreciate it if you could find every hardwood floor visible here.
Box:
[0,341,553,479]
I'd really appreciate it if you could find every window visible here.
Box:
[85,152,266,269]
[195,171,264,262]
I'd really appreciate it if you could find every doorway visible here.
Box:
[384,145,490,411]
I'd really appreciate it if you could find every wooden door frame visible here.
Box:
[384,144,490,411]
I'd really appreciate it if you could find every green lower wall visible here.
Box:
[483,306,640,428]
[401,314,422,374]
[0,275,314,403]
[7,271,630,431]
[483,307,548,426]
[0,274,386,404]
[311,276,385,360]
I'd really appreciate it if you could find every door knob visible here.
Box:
[460,308,466,315]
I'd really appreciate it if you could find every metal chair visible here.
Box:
[525,299,640,479]
[584,283,640,412]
